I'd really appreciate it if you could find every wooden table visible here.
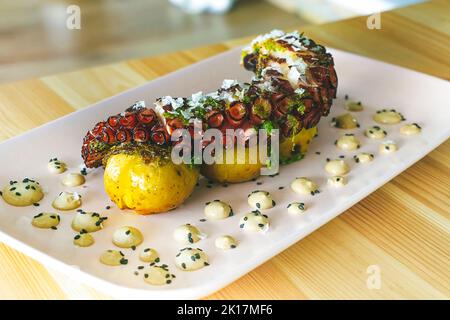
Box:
[0,0,449,299]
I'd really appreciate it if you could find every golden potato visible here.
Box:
[200,144,263,183]
[103,144,199,215]
[201,127,317,182]
[279,126,317,164]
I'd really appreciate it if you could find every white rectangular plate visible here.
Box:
[0,47,449,299]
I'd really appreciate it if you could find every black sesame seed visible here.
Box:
[138,266,144,270]
[74,235,81,240]
[144,273,149,278]
[120,258,128,265]
[181,263,186,269]
[278,186,284,190]
[51,226,57,230]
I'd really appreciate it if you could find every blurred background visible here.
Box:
[0,0,423,83]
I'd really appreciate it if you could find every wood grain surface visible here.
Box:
[0,0,449,299]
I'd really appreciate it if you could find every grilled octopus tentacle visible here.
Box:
[81,30,338,168]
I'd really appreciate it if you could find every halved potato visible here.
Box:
[103,144,199,214]
[201,127,317,182]
[279,126,317,163]
[200,144,263,183]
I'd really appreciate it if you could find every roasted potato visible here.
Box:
[279,126,317,163]
[103,144,199,214]
[200,144,263,183]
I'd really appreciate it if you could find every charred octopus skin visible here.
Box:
[81,30,337,212]
[241,29,337,121]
